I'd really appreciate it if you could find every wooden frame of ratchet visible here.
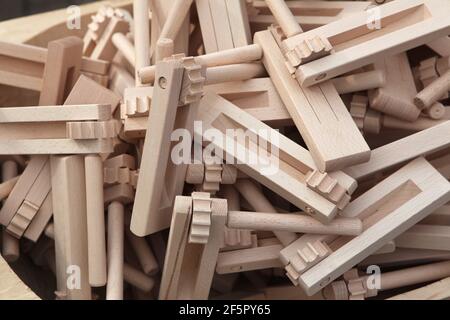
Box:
[0,41,109,92]
[254,30,370,172]
[249,1,371,32]
[196,92,357,223]
[298,157,450,296]
[281,0,450,87]
[0,104,114,155]
[131,60,202,236]
[159,195,227,300]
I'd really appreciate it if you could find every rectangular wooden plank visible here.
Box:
[196,92,357,223]
[298,157,450,296]
[0,104,111,123]
[254,30,370,171]
[50,155,91,300]
[131,60,185,236]
[283,0,450,87]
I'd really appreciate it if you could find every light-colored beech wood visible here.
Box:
[123,263,155,293]
[154,38,174,63]
[0,139,113,155]
[0,176,19,202]
[299,158,450,296]
[254,30,370,172]
[159,0,193,41]
[265,0,302,38]
[6,161,51,239]
[39,37,83,106]
[0,254,40,300]
[196,0,251,53]
[369,53,421,121]
[332,70,386,95]
[0,156,48,227]
[380,261,450,292]
[197,93,357,223]
[50,155,91,300]
[84,155,107,287]
[249,1,371,32]
[106,201,124,300]
[133,0,150,85]
[360,248,450,269]
[139,44,262,84]
[125,228,158,276]
[415,69,450,109]
[234,179,297,246]
[227,211,363,236]
[112,33,135,67]
[0,40,109,93]
[344,121,450,181]
[283,0,450,87]
[0,104,111,123]
[221,184,253,251]
[389,276,450,300]
[205,63,266,85]
[1,161,20,263]
[206,77,291,126]
[150,0,190,64]
[65,75,121,113]
[395,224,450,251]
[216,244,284,274]
[160,195,227,299]
[131,60,185,236]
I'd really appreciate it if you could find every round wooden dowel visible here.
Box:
[0,176,19,201]
[85,154,107,287]
[227,211,363,236]
[415,69,450,109]
[138,44,263,84]
[44,222,54,240]
[112,32,135,67]
[265,0,302,38]
[159,0,194,40]
[423,102,446,120]
[106,201,124,300]
[154,37,174,63]
[134,0,150,85]
[123,263,155,292]
[125,228,159,275]
[234,179,297,246]
[380,260,450,291]
[333,70,386,94]
[205,63,267,85]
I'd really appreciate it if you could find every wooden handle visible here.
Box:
[123,263,155,292]
[265,0,302,38]
[0,176,19,202]
[380,260,450,291]
[138,44,262,84]
[112,33,136,67]
[106,201,124,300]
[159,0,193,40]
[332,70,386,94]
[205,63,266,85]
[85,154,107,287]
[234,179,297,246]
[227,211,363,236]
[415,69,450,109]
[154,37,174,63]
[125,228,159,275]
[134,0,150,85]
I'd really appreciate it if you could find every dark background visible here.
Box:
[0,0,97,21]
